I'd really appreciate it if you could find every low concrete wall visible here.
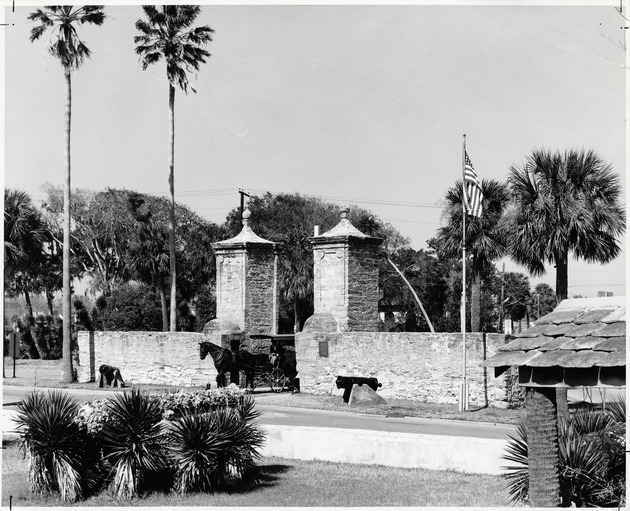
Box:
[260,424,506,474]
[295,331,518,408]
[76,331,218,387]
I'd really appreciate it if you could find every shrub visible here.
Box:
[502,400,626,507]
[16,387,264,501]
[97,389,167,499]
[155,385,244,420]
[168,396,264,493]
[14,391,86,501]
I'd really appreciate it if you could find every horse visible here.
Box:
[199,341,262,391]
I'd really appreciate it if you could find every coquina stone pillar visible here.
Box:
[209,209,279,335]
[308,210,383,332]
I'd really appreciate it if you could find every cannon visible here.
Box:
[336,376,382,403]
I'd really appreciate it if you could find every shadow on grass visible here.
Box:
[223,463,293,494]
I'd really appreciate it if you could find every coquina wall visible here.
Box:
[295,331,522,408]
[76,331,218,387]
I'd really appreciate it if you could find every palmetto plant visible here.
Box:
[502,400,626,507]
[28,5,106,382]
[134,5,213,332]
[168,396,264,493]
[97,389,167,498]
[14,391,86,501]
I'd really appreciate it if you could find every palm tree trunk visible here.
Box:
[168,83,177,332]
[294,300,300,333]
[555,252,568,301]
[23,288,34,317]
[158,283,168,332]
[470,260,481,332]
[46,290,55,316]
[61,69,73,383]
[525,387,561,507]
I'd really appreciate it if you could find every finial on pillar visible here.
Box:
[242,208,251,227]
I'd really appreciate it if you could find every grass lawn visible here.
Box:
[1,440,515,507]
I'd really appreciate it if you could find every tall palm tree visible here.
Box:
[4,189,48,317]
[135,5,214,332]
[508,149,625,301]
[28,5,106,382]
[434,179,509,331]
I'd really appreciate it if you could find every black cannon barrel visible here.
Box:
[336,376,382,403]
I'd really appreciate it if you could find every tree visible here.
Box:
[29,5,106,382]
[135,5,214,332]
[434,179,510,331]
[502,272,531,333]
[528,283,556,322]
[508,149,625,301]
[4,189,47,317]
[43,186,135,296]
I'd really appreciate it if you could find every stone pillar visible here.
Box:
[76,330,95,383]
[307,210,383,332]
[210,209,279,335]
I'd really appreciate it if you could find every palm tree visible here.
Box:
[434,179,509,331]
[4,189,48,317]
[508,149,625,301]
[28,5,106,382]
[135,5,214,332]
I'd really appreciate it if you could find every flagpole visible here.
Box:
[459,134,469,412]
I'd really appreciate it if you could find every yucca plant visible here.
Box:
[168,396,264,493]
[14,390,85,501]
[97,389,167,499]
[502,400,626,507]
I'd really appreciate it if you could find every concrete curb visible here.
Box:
[2,409,508,475]
[259,424,506,474]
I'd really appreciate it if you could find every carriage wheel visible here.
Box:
[269,368,286,393]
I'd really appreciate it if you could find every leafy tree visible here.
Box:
[434,179,510,331]
[91,283,164,332]
[528,283,556,322]
[501,272,531,333]
[43,186,135,296]
[508,149,625,301]
[28,5,106,382]
[135,5,214,332]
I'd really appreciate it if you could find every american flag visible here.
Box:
[463,151,483,218]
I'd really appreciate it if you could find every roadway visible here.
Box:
[2,384,515,441]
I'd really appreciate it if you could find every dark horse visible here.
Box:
[199,341,266,390]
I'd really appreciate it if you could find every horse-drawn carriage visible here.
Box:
[200,334,298,393]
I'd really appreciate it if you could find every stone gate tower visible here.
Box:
[209,209,279,335]
[307,210,383,332]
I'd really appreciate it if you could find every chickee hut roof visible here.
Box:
[483,296,626,388]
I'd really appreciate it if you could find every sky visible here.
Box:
[2,2,627,298]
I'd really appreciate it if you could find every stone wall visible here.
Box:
[295,331,519,408]
[76,331,218,387]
